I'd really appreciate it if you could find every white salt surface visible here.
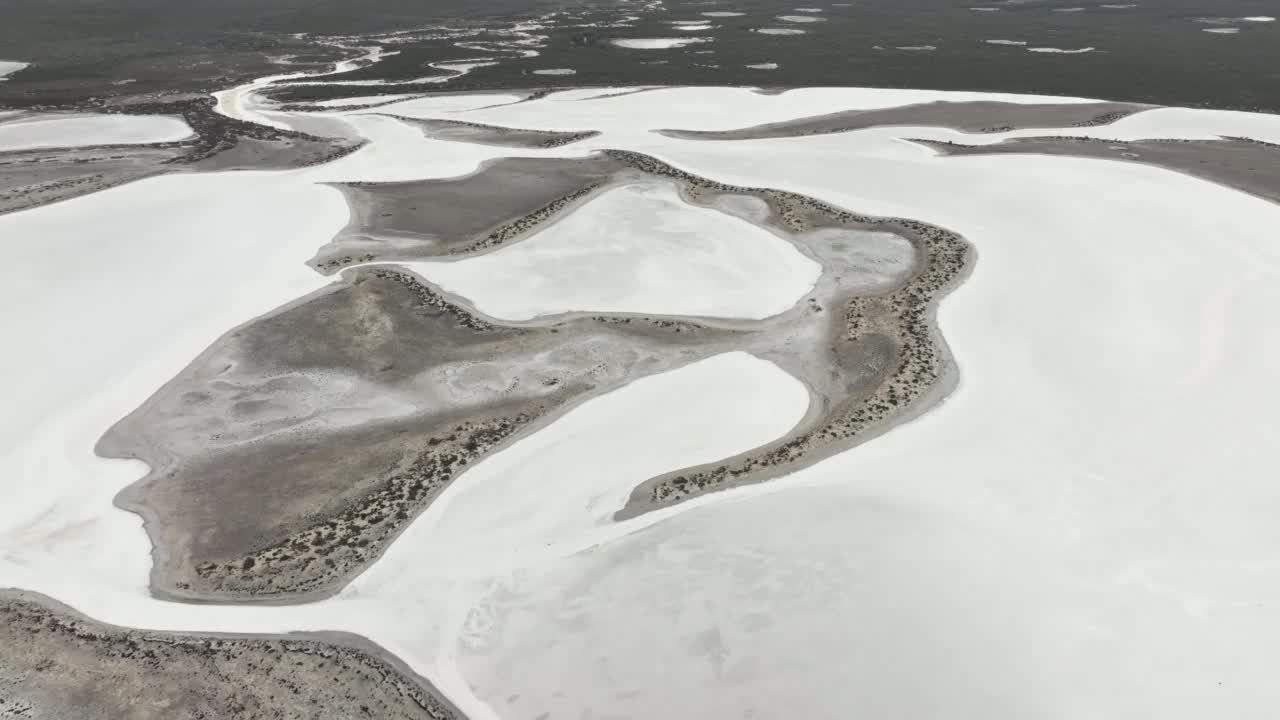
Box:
[426,60,500,80]
[0,171,345,606]
[1028,46,1095,53]
[436,93,1280,720]
[777,14,827,22]
[0,60,29,80]
[408,182,821,320]
[754,27,807,34]
[985,38,1028,45]
[1192,16,1268,25]
[8,84,1280,720]
[395,351,810,572]
[612,37,710,48]
[213,44,392,130]
[532,68,577,75]
[385,86,1103,134]
[676,24,716,30]
[701,11,745,16]
[746,62,779,69]
[290,56,497,88]
[0,113,193,152]
[1204,28,1241,33]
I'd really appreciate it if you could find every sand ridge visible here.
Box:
[0,589,461,720]
[658,99,1152,140]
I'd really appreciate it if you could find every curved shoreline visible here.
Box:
[0,588,464,719]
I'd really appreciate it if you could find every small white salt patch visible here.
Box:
[1027,46,1096,53]
[612,37,712,49]
[0,60,29,81]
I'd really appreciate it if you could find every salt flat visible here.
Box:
[0,113,192,152]
[408,181,821,320]
[1027,46,1096,53]
[3,82,1280,720]
[611,37,710,49]
[436,97,1280,720]
[372,86,1102,136]
[0,60,28,81]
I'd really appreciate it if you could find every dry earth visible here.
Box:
[657,99,1151,140]
[0,589,460,720]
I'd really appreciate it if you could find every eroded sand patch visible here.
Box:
[316,154,631,269]
[914,134,1280,205]
[100,267,736,601]
[1,589,461,720]
[382,115,599,148]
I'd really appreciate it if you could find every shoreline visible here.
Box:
[0,588,464,719]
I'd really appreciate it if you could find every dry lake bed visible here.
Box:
[4,8,1280,719]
